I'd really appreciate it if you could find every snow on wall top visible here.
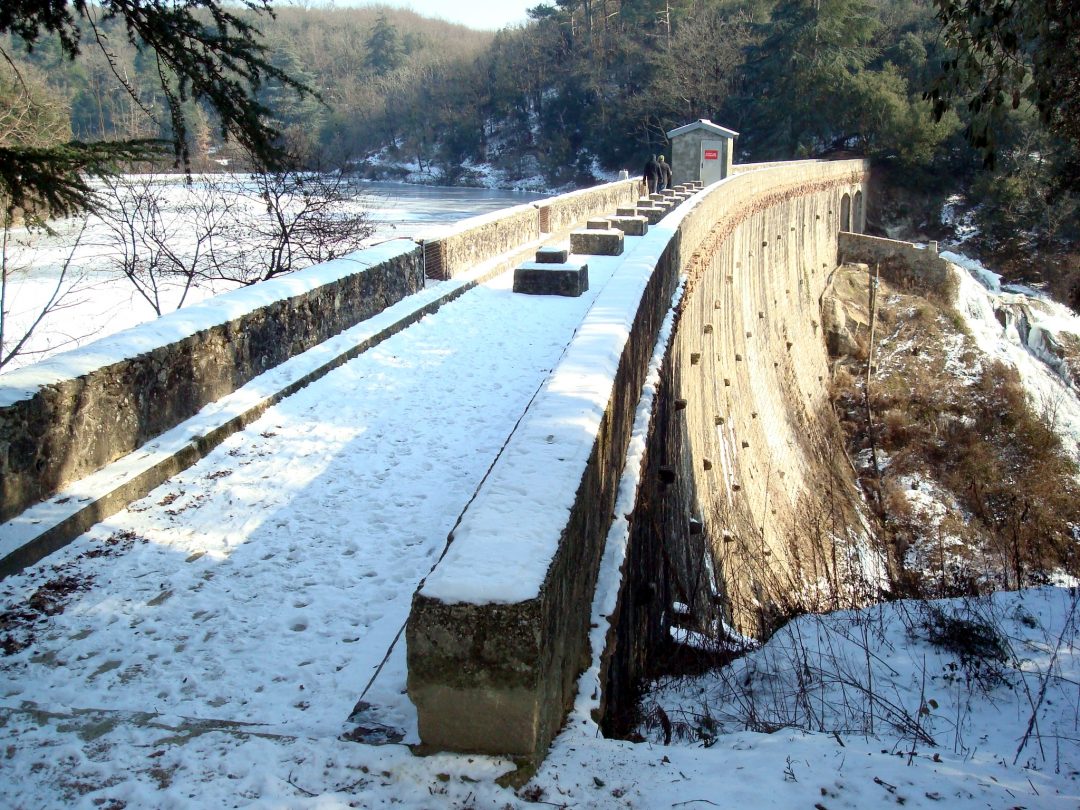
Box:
[420,190,706,605]
[0,238,419,408]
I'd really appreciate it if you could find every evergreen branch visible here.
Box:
[0,140,169,219]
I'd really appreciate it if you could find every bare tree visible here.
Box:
[96,175,202,316]
[0,214,91,371]
[198,167,375,286]
[0,59,69,155]
[97,167,375,311]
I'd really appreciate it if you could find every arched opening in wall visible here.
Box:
[840,193,852,232]
[853,191,864,233]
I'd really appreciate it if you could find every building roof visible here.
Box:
[666,119,739,140]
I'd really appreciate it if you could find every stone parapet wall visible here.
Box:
[0,241,424,522]
[422,180,641,281]
[431,203,541,280]
[408,227,681,761]
[538,179,641,235]
[728,159,817,174]
[838,231,951,291]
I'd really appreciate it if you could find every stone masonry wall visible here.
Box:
[0,243,424,522]
[407,234,681,761]
[838,231,951,290]
[435,203,541,280]
[428,180,641,280]
[539,178,641,234]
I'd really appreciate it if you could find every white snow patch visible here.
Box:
[946,251,1080,461]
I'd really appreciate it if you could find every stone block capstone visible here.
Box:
[513,261,590,296]
[569,228,624,256]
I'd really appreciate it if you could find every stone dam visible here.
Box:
[0,157,914,762]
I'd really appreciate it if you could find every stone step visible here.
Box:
[586,218,611,230]
[570,227,624,256]
[607,215,648,236]
[535,246,570,264]
[637,206,665,224]
[615,207,638,217]
[513,261,589,297]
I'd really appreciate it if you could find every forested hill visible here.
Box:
[2,0,1077,304]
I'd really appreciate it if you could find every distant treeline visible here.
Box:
[3,1,1078,275]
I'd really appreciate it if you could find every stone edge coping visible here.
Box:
[728,159,835,175]
[415,159,869,607]
[573,227,624,236]
[0,236,548,576]
[413,200,542,242]
[0,239,421,409]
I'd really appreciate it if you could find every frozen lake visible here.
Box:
[0,179,545,371]
[361,181,545,238]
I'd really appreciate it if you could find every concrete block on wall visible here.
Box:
[513,261,590,296]
[570,228,624,256]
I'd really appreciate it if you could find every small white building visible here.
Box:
[666,120,739,187]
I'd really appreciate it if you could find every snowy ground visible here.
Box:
[3,217,1080,806]
[946,250,1080,461]
[0,229,671,807]
[635,586,1080,810]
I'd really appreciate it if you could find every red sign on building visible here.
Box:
[703,149,719,160]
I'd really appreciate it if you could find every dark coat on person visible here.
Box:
[643,156,661,194]
[657,156,672,191]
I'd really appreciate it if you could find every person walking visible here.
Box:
[657,155,672,192]
[643,154,660,194]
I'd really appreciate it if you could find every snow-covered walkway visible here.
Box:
[0,254,626,749]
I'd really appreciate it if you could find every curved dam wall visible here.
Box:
[645,161,880,638]
[601,163,884,733]
[407,159,874,758]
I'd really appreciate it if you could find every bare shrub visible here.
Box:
[920,603,1009,690]
[0,215,93,369]
[97,168,375,315]
[829,270,1080,596]
[829,363,857,399]
[880,407,913,446]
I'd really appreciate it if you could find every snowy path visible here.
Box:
[0,258,623,744]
